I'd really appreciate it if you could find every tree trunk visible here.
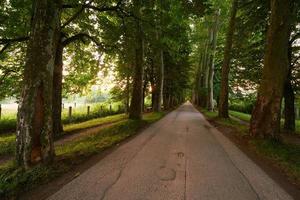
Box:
[283,75,295,132]
[153,0,164,112]
[218,0,238,118]
[52,40,64,137]
[16,0,61,168]
[153,49,164,112]
[129,0,144,119]
[207,9,220,111]
[250,0,292,139]
[201,41,209,107]
[125,74,130,113]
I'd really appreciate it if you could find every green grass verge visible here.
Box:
[229,110,300,133]
[200,108,300,187]
[0,112,166,199]
[0,114,126,157]
[251,139,300,183]
[63,114,126,133]
[229,110,251,122]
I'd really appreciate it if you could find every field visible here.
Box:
[0,102,125,134]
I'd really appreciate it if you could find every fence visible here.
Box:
[0,103,125,121]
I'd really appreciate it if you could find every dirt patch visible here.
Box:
[206,118,300,199]
[281,133,300,146]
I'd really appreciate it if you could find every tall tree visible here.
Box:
[16,0,61,168]
[207,9,220,111]
[152,0,164,112]
[250,0,293,138]
[129,0,144,119]
[218,0,238,118]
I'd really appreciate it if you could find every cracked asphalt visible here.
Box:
[48,102,293,200]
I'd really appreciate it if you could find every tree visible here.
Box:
[218,0,238,118]
[16,0,61,168]
[129,0,144,119]
[207,9,220,111]
[250,0,293,139]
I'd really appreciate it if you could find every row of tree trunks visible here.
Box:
[218,0,238,118]
[16,0,61,168]
[250,0,293,138]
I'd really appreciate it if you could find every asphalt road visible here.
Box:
[48,102,293,200]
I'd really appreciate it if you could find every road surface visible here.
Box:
[49,102,293,200]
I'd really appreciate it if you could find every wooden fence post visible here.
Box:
[87,106,90,115]
[68,106,72,119]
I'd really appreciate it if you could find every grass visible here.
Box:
[251,139,300,183]
[229,110,300,133]
[0,134,15,158]
[229,110,251,122]
[63,114,126,133]
[0,114,126,157]
[199,107,300,188]
[0,111,166,199]
[0,102,125,134]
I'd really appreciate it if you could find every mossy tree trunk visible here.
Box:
[218,0,238,118]
[16,0,61,168]
[250,0,293,139]
[129,0,144,119]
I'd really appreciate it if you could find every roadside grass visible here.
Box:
[63,114,126,133]
[0,114,126,157]
[0,112,166,199]
[229,110,300,134]
[0,134,15,157]
[199,108,300,187]
[229,110,251,122]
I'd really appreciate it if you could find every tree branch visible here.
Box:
[290,32,300,44]
[62,33,104,49]
[0,36,29,45]
[61,0,124,29]
[0,36,29,55]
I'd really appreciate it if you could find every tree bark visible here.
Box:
[283,75,295,132]
[125,74,130,113]
[16,0,61,168]
[218,0,238,118]
[250,0,293,139]
[52,40,64,137]
[152,0,164,112]
[207,9,220,111]
[153,48,164,112]
[129,0,144,119]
